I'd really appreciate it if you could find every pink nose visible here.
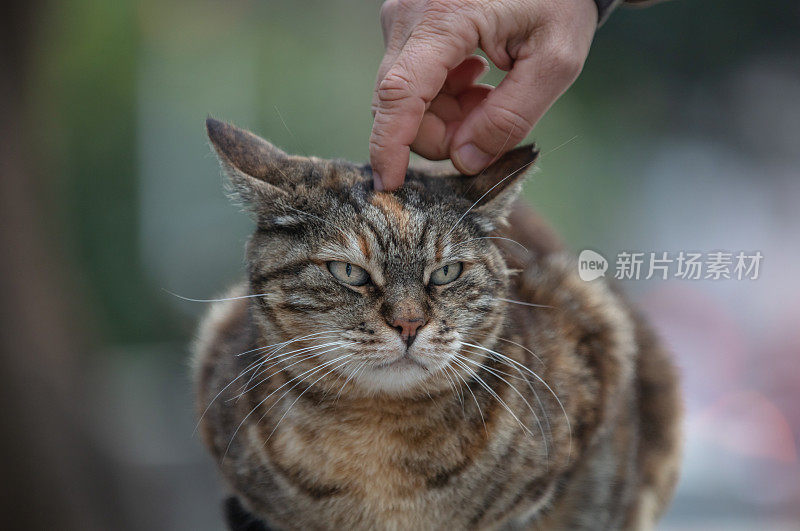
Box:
[391,317,426,347]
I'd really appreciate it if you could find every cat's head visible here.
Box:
[207,118,537,396]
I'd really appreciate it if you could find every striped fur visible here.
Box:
[193,119,682,530]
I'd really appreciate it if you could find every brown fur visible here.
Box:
[193,119,682,530]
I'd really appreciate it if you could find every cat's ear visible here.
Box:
[448,144,538,224]
[206,117,301,207]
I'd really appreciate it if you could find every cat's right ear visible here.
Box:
[206,117,295,208]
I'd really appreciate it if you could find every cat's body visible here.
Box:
[193,119,682,530]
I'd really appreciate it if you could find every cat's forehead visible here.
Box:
[337,177,464,237]
[367,192,416,227]
[304,182,458,270]
[314,163,457,218]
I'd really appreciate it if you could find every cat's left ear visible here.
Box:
[206,117,306,209]
[447,144,538,224]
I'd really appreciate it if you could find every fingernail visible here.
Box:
[454,143,492,174]
[373,171,385,191]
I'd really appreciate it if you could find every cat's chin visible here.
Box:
[351,357,441,396]
[372,353,428,371]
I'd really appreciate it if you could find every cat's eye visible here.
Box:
[430,262,463,286]
[327,261,370,286]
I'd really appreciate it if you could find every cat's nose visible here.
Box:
[391,317,427,348]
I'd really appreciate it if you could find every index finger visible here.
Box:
[369,28,472,191]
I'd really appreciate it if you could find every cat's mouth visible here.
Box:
[343,342,460,394]
[372,353,428,371]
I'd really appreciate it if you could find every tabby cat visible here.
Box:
[193,118,682,530]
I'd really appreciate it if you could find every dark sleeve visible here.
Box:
[595,0,665,26]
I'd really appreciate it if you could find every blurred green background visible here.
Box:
[2,0,799,529]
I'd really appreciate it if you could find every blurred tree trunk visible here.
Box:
[0,2,114,529]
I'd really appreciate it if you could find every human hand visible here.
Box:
[370,0,598,190]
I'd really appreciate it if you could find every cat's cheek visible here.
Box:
[343,296,390,340]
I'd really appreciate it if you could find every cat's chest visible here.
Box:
[254,401,481,501]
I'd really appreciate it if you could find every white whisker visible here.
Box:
[494,297,553,309]
[265,356,353,443]
[454,351,548,458]
[235,342,354,399]
[440,364,462,410]
[449,362,487,436]
[165,289,269,303]
[446,159,537,237]
[450,357,535,440]
[463,342,571,459]
[221,347,352,462]
[539,135,579,159]
[238,330,341,357]
[334,360,369,403]
[466,338,551,442]
[238,334,344,392]
[452,236,530,254]
[471,333,543,365]
[194,356,266,434]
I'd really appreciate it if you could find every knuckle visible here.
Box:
[369,134,391,158]
[376,70,417,104]
[425,0,475,16]
[380,0,398,29]
[412,20,471,58]
[420,0,473,31]
[413,2,478,55]
[384,0,422,19]
[482,105,533,139]
[382,0,422,43]
[424,0,454,14]
[369,137,384,154]
[413,27,470,58]
[381,0,399,13]
[369,111,398,141]
[542,39,585,80]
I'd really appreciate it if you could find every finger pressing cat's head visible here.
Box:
[206,118,538,395]
[206,117,537,229]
